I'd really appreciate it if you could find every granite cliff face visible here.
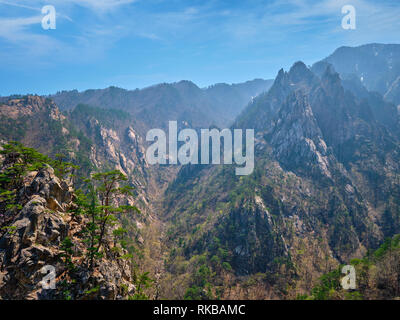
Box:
[268,91,333,179]
[0,161,134,300]
[0,97,153,213]
[0,95,170,300]
[385,76,400,106]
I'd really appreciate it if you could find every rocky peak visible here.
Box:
[270,61,316,92]
[268,91,332,178]
[0,96,59,119]
[288,61,313,82]
[25,165,74,212]
[321,66,345,98]
[274,68,289,86]
[0,95,61,120]
[173,80,200,91]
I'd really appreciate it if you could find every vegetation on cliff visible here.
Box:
[0,142,152,300]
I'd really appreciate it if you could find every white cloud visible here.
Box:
[217,0,400,44]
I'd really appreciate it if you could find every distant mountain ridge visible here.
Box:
[50,79,273,130]
[312,43,400,105]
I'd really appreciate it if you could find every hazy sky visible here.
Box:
[0,0,399,95]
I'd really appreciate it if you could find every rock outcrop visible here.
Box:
[268,91,333,178]
[0,163,134,300]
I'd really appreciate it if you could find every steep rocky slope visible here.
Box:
[0,96,167,299]
[0,96,71,156]
[385,76,400,106]
[160,61,400,299]
[303,234,400,300]
[0,154,134,300]
[0,96,152,210]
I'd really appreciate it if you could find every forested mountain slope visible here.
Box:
[160,60,400,299]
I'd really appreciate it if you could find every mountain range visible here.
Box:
[50,79,273,130]
[1,43,400,300]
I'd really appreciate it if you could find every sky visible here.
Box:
[0,0,399,95]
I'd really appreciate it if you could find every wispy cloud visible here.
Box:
[0,0,40,11]
[219,0,400,42]
[8,0,138,13]
[78,0,137,10]
[1,0,399,58]
[0,0,137,65]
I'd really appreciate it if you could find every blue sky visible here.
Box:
[0,0,399,95]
